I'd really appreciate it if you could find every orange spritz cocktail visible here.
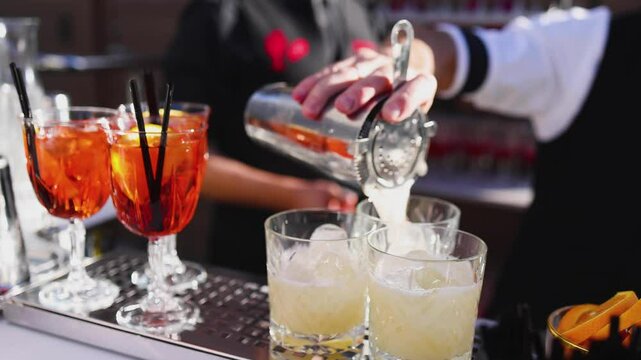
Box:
[26,124,111,219]
[107,100,208,334]
[124,102,211,293]
[109,122,207,236]
[22,107,120,314]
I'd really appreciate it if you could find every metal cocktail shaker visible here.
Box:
[245,20,436,190]
[0,155,30,294]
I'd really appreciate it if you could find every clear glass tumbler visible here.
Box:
[367,224,486,360]
[265,209,378,355]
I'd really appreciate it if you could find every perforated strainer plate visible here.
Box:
[370,111,427,188]
[355,106,432,189]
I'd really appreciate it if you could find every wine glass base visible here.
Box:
[38,278,119,314]
[116,299,200,335]
[131,261,208,293]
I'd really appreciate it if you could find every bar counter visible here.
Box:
[0,318,132,359]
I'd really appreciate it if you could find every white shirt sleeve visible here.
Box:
[465,6,611,142]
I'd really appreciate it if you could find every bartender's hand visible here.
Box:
[202,155,358,212]
[292,179,359,212]
[292,47,438,123]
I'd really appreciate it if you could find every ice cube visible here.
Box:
[308,223,350,257]
[313,251,354,283]
[276,224,359,285]
[442,261,475,286]
[309,223,348,241]
[278,245,315,283]
[373,251,422,290]
[412,262,475,290]
[403,249,432,260]
[413,266,447,290]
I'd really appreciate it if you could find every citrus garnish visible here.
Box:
[592,298,641,341]
[561,291,638,344]
[122,123,167,146]
[558,304,598,333]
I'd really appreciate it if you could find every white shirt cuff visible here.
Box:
[435,23,469,99]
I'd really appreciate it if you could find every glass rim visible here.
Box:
[367,224,487,263]
[117,102,209,132]
[264,208,380,243]
[546,306,589,353]
[105,126,207,136]
[26,106,119,125]
[120,101,211,114]
[356,194,461,225]
[31,106,119,116]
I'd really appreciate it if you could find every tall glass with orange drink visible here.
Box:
[22,107,120,313]
[125,102,211,293]
[106,105,208,333]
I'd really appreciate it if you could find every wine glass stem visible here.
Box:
[162,234,185,272]
[66,218,91,284]
[146,236,176,312]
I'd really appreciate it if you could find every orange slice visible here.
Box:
[558,304,598,333]
[591,298,641,341]
[562,291,638,344]
[123,124,167,146]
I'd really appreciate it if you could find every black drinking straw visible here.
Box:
[10,63,31,118]
[143,70,160,124]
[154,82,173,194]
[129,79,157,206]
[10,62,40,178]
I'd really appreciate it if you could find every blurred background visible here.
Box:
[0,0,579,309]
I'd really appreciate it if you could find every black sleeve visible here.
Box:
[347,0,382,42]
[163,0,225,104]
[461,28,489,94]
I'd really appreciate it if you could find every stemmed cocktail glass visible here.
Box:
[107,82,208,333]
[21,106,120,313]
[126,102,210,293]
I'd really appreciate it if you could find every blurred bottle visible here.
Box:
[0,18,56,245]
[0,155,30,295]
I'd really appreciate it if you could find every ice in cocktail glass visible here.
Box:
[106,104,208,334]
[22,107,120,313]
[265,209,378,354]
[367,224,487,360]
